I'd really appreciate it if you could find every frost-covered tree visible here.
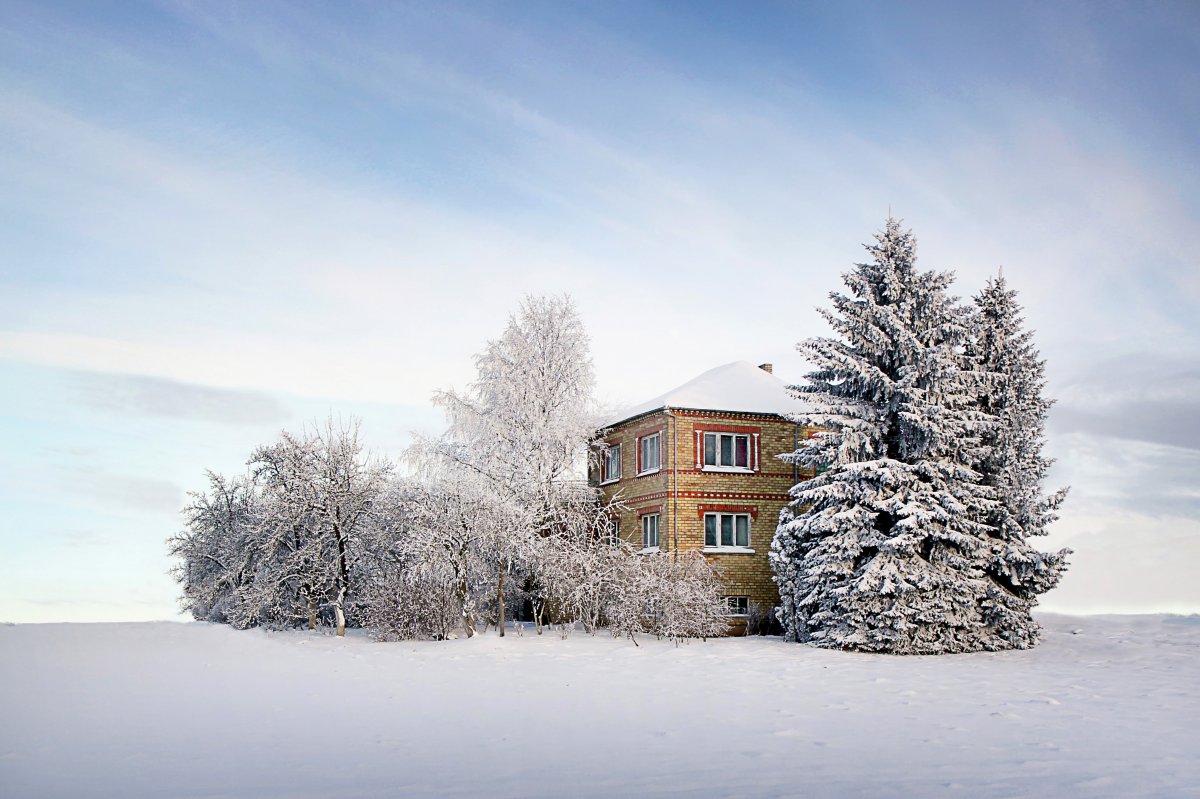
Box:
[360,459,527,640]
[168,471,261,624]
[430,295,601,635]
[249,418,392,636]
[172,417,392,635]
[968,275,1070,647]
[771,218,1001,654]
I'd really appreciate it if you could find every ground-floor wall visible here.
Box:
[614,492,788,614]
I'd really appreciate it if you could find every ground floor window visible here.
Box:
[724,596,749,616]
[642,513,660,550]
[704,512,750,548]
[603,517,620,546]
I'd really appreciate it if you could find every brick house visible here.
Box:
[590,361,817,623]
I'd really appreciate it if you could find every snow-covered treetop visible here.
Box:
[604,361,808,428]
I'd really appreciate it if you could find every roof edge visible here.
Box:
[601,405,795,431]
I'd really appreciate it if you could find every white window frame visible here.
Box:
[724,596,750,616]
[702,512,753,552]
[603,517,620,547]
[600,443,621,485]
[641,513,660,552]
[702,432,753,472]
[637,431,662,476]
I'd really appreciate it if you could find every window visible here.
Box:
[603,517,620,546]
[600,444,621,484]
[703,432,750,470]
[642,513,660,550]
[704,512,750,548]
[637,432,661,476]
[724,596,749,616]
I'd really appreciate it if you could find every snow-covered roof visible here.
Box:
[604,361,807,428]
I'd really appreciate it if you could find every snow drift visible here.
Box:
[2,614,1197,798]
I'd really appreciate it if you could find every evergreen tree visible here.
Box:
[771,218,1000,654]
[968,276,1070,648]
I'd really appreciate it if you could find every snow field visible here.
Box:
[2,613,1197,798]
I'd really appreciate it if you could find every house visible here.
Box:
[590,361,817,624]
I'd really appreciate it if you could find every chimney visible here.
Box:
[758,363,773,374]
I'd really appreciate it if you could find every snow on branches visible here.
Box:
[171,296,728,644]
[168,417,391,636]
[771,218,1070,654]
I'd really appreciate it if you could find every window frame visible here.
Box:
[637,431,662,477]
[602,516,621,547]
[703,512,752,551]
[702,432,752,472]
[641,512,660,552]
[723,596,750,616]
[599,443,621,485]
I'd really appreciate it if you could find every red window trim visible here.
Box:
[697,503,759,520]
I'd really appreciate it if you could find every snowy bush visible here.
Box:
[359,565,463,641]
[605,550,728,644]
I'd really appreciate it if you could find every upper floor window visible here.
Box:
[704,512,750,549]
[637,432,661,476]
[600,444,621,484]
[642,513,660,550]
[703,432,750,470]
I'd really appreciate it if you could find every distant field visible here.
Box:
[2,614,1197,798]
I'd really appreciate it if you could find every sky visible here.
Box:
[1,0,1197,622]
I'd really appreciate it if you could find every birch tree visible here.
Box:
[430,295,601,636]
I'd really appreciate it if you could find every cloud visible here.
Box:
[63,470,184,515]
[1051,354,1200,451]
[1046,430,1200,526]
[70,368,289,426]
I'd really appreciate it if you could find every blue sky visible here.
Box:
[2,1,1198,621]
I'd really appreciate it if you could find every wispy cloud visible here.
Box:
[70,368,289,426]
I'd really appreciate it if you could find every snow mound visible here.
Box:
[605,361,808,427]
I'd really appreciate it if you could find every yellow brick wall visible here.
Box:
[593,409,818,613]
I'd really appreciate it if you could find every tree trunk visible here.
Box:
[307,596,318,630]
[333,522,350,638]
[452,548,475,638]
[536,599,548,635]
[497,565,505,637]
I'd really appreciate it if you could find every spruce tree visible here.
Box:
[968,276,1070,648]
[771,218,999,654]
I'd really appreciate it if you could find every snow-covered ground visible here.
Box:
[2,614,1197,798]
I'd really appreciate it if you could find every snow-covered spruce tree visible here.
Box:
[431,295,602,636]
[967,276,1070,647]
[771,217,1000,654]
